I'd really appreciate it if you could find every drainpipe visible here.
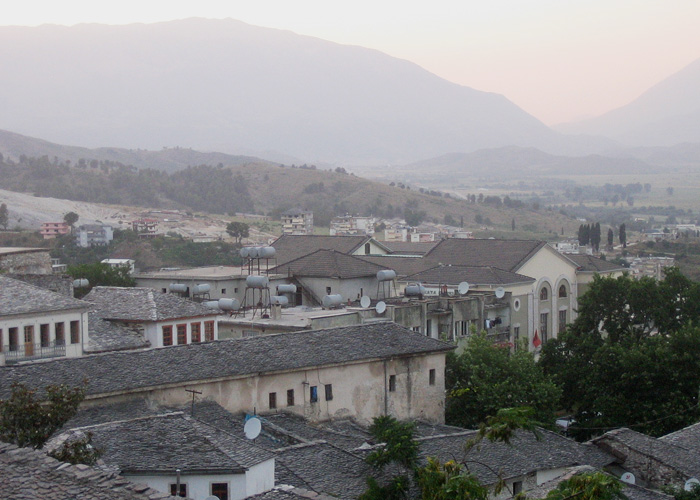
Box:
[383,360,388,415]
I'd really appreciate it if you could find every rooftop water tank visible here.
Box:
[169,283,187,293]
[322,294,343,309]
[376,270,397,282]
[246,275,269,288]
[277,284,297,294]
[270,295,289,306]
[192,284,211,294]
[218,298,241,311]
[259,246,276,258]
[405,284,426,296]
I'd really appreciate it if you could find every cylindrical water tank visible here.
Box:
[248,247,261,259]
[405,284,426,296]
[277,284,297,294]
[73,279,89,288]
[259,246,276,258]
[376,269,397,282]
[240,247,251,258]
[270,295,289,306]
[322,294,343,308]
[192,284,211,294]
[169,283,187,293]
[218,298,241,311]
[204,300,220,309]
[246,275,269,288]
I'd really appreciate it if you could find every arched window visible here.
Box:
[558,284,567,298]
[539,287,549,301]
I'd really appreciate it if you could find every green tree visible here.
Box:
[0,383,85,449]
[607,228,614,249]
[445,334,561,429]
[67,262,135,298]
[405,208,427,227]
[545,472,625,500]
[619,223,626,248]
[63,211,79,227]
[226,221,250,244]
[0,202,8,230]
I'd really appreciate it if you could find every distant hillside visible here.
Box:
[0,129,274,174]
[0,18,590,164]
[558,56,700,147]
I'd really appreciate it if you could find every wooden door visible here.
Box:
[24,326,34,356]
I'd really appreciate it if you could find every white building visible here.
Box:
[281,208,313,235]
[329,215,376,236]
[75,224,114,247]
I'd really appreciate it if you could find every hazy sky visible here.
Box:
[4,0,700,125]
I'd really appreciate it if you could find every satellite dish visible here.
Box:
[360,295,371,308]
[621,472,636,485]
[244,417,262,440]
[495,287,505,299]
[457,282,470,295]
[685,478,700,491]
[376,301,386,314]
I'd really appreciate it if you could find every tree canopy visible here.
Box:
[226,221,250,244]
[445,334,561,429]
[67,262,135,297]
[63,211,79,227]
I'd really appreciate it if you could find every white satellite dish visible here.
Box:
[457,282,470,295]
[376,301,386,314]
[620,472,636,485]
[685,478,700,491]
[360,295,371,308]
[495,287,505,299]
[244,417,262,440]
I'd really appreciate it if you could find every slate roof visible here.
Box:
[566,254,627,273]
[86,312,150,354]
[0,441,178,500]
[84,287,217,322]
[269,249,387,279]
[403,265,535,286]
[271,235,371,266]
[423,238,549,272]
[0,275,89,317]
[382,241,440,256]
[0,322,454,399]
[660,421,700,450]
[358,255,432,278]
[593,427,700,479]
[248,486,337,499]
[69,412,273,474]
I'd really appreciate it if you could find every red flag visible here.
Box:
[533,330,541,348]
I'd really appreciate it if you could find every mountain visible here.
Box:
[558,56,700,146]
[0,129,274,173]
[0,18,568,164]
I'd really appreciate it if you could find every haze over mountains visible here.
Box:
[0,18,698,166]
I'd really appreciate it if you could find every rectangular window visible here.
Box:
[177,324,187,345]
[326,286,332,295]
[412,326,420,333]
[540,313,549,343]
[287,389,295,406]
[55,322,65,346]
[310,385,318,403]
[0,329,2,352]
[40,324,50,347]
[234,287,238,293]
[161,288,167,293]
[221,288,226,294]
[191,322,201,343]
[426,319,432,337]
[211,483,229,500]
[204,321,215,341]
[269,392,277,409]
[325,384,333,401]
[558,310,567,334]
[162,325,173,346]
[389,375,396,392]
[170,484,187,498]
[429,369,436,386]
[9,327,18,351]
[513,481,523,495]
[70,320,80,344]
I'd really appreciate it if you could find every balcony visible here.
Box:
[2,341,67,364]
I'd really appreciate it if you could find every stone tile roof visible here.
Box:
[403,265,535,286]
[0,275,89,317]
[382,241,440,256]
[566,254,627,273]
[69,412,273,474]
[0,441,178,500]
[593,427,700,479]
[6,273,74,297]
[358,255,432,278]
[83,287,217,322]
[423,239,548,272]
[86,312,150,354]
[271,235,370,266]
[248,486,337,499]
[0,323,454,399]
[269,249,386,279]
[660,421,700,450]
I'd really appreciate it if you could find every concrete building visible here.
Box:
[132,218,158,237]
[0,276,90,365]
[329,215,376,236]
[40,221,70,239]
[281,208,313,235]
[84,287,220,349]
[101,258,136,274]
[75,224,114,247]
[0,323,453,425]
